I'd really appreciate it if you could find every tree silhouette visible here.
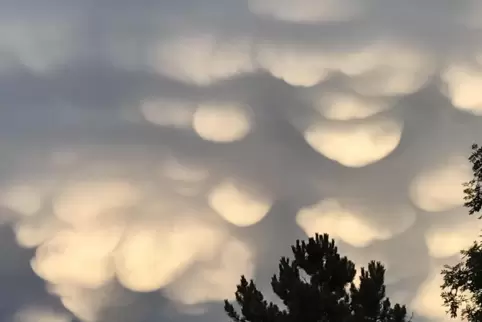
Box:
[463,144,482,216]
[441,143,482,321]
[224,233,410,322]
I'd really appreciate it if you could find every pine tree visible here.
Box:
[224,233,410,322]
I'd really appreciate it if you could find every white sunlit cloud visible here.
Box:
[208,179,273,227]
[256,44,331,87]
[255,39,433,93]
[140,98,254,143]
[296,198,416,247]
[311,91,394,121]
[303,117,403,167]
[20,163,255,320]
[442,63,482,115]
[255,43,385,88]
[52,180,141,228]
[412,265,463,322]
[48,286,102,322]
[410,155,472,213]
[192,101,253,143]
[0,184,46,217]
[347,42,434,96]
[425,215,482,259]
[31,224,124,288]
[0,159,231,320]
[14,215,64,249]
[114,217,225,292]
[165,237,254,305]
[46,283,133,322]
[153,33,255,86]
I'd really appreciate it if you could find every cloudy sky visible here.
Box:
[1,1,482,321]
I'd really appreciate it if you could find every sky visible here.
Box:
[0,1,482,322]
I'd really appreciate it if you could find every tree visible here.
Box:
[463,144,482,216]
[224,233,410,322]
[441,143,482,321]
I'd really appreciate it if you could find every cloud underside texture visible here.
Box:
[1,1,482,322]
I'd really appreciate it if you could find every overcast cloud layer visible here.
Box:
[1,1,482,322]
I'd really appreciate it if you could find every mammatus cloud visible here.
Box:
[442,63,482,115]
[0,161,255,321]
[409,156,471,213]
[141,98,254,142]
[425,216,482,258]
[303,117,403,167]
[1,1,482,322]
[52,180,141,227]
[46,283,134,322]
[192,102,253,143]
[165,237,254,305]
[346,42,434,97]
[0,184,46,217]
[311,91,393,121]
[208,179,272,226]
[411,265,463,322]
[256,45,331,87]
[153,34,255,86]
[115,220,222,292]
[296,198,416,247]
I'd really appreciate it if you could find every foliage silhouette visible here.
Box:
[441,143,482,321]
[463,144,482,216]
[224,233,410,322]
